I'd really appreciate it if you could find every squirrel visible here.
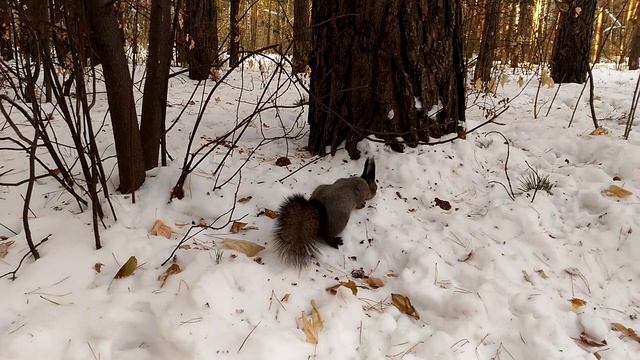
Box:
[274,158,377,266]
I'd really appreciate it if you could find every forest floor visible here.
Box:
[0,62,639,360]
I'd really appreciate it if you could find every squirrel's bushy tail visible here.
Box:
[274,194,322,267]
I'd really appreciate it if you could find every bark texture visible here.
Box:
[550,0,597,83]
[229,0,240,67]
[308,1,465,158]
[140,0,172,170]
[186,0,218,79]
[473,0,500,82]
[86,0,145,193]
[629,4,640,70]
[292,0,310,73]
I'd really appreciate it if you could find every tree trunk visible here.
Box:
[250,0,258,50]
[229,0,240,67]
[140,0,172,170]
[550,0,597,83]
[629,3,640,70]
[308,1,466,159]
[292,0,310,73]
[186,0,218,80]
[86,0,145,193]
[473,0,500,83]
[0,0,12,60]
[511,0,533,68]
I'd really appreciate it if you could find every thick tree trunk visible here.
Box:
[229,0,240,67]
[186,0,218,80]
[292,0,310,73]
[140,0,172,170]
[308,1,465,159]
[473,0,500,83]
[86,0,145,193]
[629,4,640,70]
[0,0,12,60]
[550,0,597,83]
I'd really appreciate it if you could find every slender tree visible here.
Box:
[292,0,310,73]
[550,0,597,83]
[140,0,173,170]
[186,0,218,79]
[308,1,466,158]
[473,0,500,83]
[86,0,146,193]
[229,0,240,67]
[629,2,640,70]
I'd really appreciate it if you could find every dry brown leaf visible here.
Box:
[230,221,248,233]
[536,269,548,279]
[458,251,473,262]
[594,351,602,359]
[522,270,534,285]
[300,300,323,344]
[499,73,509,87]
[569,297,587,309]
[222,238,265,257]
[281,293,290,302]
[474,78,484,91]
[365,277,385,288]
[611,322,640,343]
[603,185,633,198]
[93,262,104,273]
[326,280,358,296]
[391,293,420,320]
[150,220,172,239]
[0,240,14,258]
[578,332,607,347]
[238,196,253,203]
[263,209,279,219]
[159,263,182,288]
[114,256,138,279]
[541,69,554,87]
[590,127,608,136]
[517,76,525,88]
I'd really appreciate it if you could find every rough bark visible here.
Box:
[511,0,533,67]
[0,0,12,60]
[250,0,258,50]
[86,0,145,193]
[550,0,597,83]
[292,0,310,73]
[629,4,640,70]
[308,1,465,159]
[140,0,172,170]
[229,0,240,67]
[473,0,500,83]
[186,0,218,79]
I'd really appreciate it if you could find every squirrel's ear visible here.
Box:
[361,157,375,182]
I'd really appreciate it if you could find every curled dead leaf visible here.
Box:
[238,196,253,203]
[391,293,420,320]
[159,263,182,288]
[365,277,385,289]
[150,220,172,239]
[326,280,358,296]
[114,256,138,279]
[281,293,290,302]
[434,197,451,210]
[578,332,607,347]
[603,185,632,198]
[93,262,104,273]
[0,240,14,258]
[299,300,323,344]
[230,221,248,233]
[535,269,548,279]
[569,297,587,310]
[263,209,279,219]
[611,322,640,343]
[590,127,608,136]
[222,238,265,257]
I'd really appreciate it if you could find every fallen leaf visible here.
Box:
[281,293,290,302]
[590,127,608,136]
[276,157,291,167]
[570,297,587,309]
[594,351,602,359]
[517,76,525,87]
[0,240,14,258]
[499,73,509,87]
[230,221,248,233]
[300,300,323,344]
[578,332,607,347]
[158,263,182,288]
[613,176,621,181]
[535,269,548,279]
[263,209,279,219]
[238,196,253,203]
[434,197,451,210]
[522,270,534,285]
[114,256,138,279]
[611,322,640,343]
[222,238,265,257]
[93,262,104,273]
[603,185,632,198]
[391,293,420,320]
[541,69,554,87]
[326,280,358,296]
[365,277,385,288]
[150,219,172,239]
[458,251,473,262]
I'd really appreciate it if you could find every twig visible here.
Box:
[0,234,51,280]
[237,320,262,353]
[485,131,515,200]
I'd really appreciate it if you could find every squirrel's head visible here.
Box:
[360,157,377,199]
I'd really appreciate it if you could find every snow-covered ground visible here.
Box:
[0,63,639,360]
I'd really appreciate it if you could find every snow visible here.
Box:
[1,63,640,359]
